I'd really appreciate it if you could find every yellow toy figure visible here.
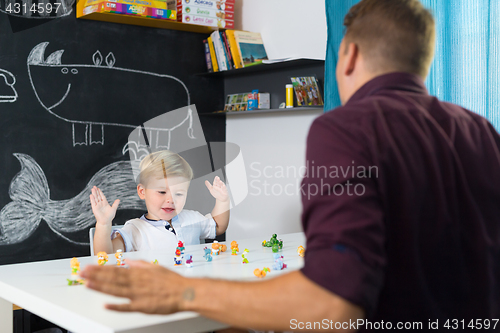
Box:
[97,251,108,265]
[67,257,84,285]
[297,245,305,257]
[115,249,123,266]
[211,241,220,256]
[241,249,249,264]
[230,240,239,255]
[151,259,159,265]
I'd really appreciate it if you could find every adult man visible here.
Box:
[82,0,500,331]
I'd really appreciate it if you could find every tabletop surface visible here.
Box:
[0,232,305,333]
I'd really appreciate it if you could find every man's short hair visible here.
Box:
[138,150,193,186]
[344,0,435,78]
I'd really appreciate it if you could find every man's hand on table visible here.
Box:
[81,260,190,314]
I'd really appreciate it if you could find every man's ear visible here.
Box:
[344,42,359,76]
[137,184,146,200]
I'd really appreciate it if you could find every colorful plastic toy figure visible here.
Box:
[174,257,183,266]
[297,246,305,257]
[151,259,159,265]
[67,257,84,285]
[241,249,249,264]
[177,241,185,254]
[272,253,287,271]
[97,252,108,265]
[220,244,227,253]
[253,267,271,278]
[230,241,239,255]
[203,247,213,262]
[185,254,193,268]
[262,234,283,250]
[175,248,182,257]
[211,241,220,256]
[115,249,124,266]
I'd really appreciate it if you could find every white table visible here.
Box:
[0,232,305,333]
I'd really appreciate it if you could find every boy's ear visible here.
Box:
[137,184,146,200]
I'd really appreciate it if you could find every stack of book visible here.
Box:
[82,0,176,20]
[177,0,235,29]
[204,30,269,72]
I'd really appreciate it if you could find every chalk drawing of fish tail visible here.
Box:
[0,154,146,246]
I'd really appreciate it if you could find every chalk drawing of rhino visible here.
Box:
[27,42,193,146]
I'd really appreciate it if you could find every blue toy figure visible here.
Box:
[174,256,183,266]
[272,253,287,271]
[203,247,213,262]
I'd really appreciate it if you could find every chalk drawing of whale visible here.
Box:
[27,42,193,146]
[0,0,74,19]
[0,69,17,103]
[0,154,146,246]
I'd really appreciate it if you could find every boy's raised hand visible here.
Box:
[205,176,229,202]
[90,186,120,227]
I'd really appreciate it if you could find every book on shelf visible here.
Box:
[203,39,213,73]
[211,30,229,71]
[233,30,268,67]
[221,31,235,70]
[203,30,269,72]
[225,29,243,69]
[207,36,219,72]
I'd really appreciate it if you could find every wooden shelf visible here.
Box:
[196,59,325,77]
[201,106,324,116]
[76,2,222,33]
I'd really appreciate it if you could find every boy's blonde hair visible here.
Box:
[138,150,193,186]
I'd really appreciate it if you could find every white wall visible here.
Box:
[225,1,327,241]
[234,0,327,60]
[226,110,323,241]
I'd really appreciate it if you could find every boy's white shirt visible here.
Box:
[112,210,216,252]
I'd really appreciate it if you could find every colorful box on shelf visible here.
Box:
[177,6,234,19]
[85,0,169,9]
[178,14,233,28]
[176,0,235,11]
[83,1,176,19]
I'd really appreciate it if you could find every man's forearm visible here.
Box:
[180,270,364,332]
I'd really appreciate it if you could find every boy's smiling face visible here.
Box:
[137,176,190,221]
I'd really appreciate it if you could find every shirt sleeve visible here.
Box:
[300,113,386,317]
[111,221,141,252]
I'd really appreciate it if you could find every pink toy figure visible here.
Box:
[185,254,193,268]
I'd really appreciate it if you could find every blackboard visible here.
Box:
[0,4,225,265]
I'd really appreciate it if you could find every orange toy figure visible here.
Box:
[97,252,108,265]
[253,267,270,278]
[297,246,305,257]
[67,257,84,285]
[211,240,220,256]
[230,240,239,255]
[115,249,124,266]
[220,244,227,253]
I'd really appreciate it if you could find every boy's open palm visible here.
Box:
[205,176,229,202]
[90,186,120,226]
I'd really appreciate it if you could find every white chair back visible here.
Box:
[89,225,123,256]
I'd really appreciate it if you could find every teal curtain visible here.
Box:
[324,1,500,130]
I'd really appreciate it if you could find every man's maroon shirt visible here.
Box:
[300,72,500,328]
